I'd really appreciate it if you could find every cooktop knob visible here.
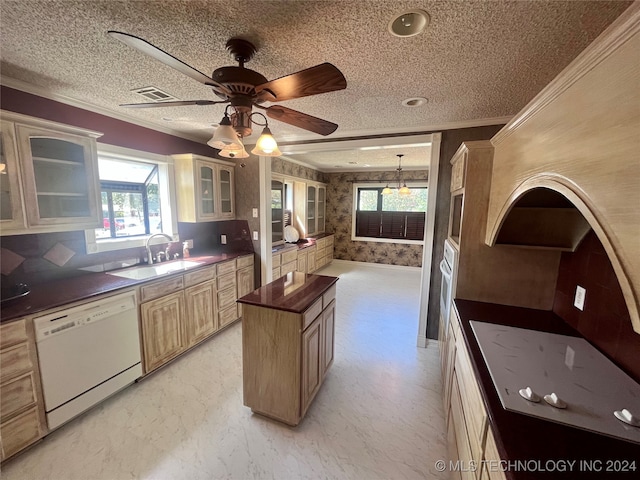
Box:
[543,393,567,409]
[614,409,640,427]
[518,386,541,403]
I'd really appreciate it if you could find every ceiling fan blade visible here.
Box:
[108,31,212,85]
[255,63,346,102]
[265,105,338,136]
[119,100,226,108]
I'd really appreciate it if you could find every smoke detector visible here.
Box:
[388,10,430,38]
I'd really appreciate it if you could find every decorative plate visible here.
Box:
[284,225,300,243]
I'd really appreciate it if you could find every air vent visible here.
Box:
[132,86,178,102]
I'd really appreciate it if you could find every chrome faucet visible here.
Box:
[145,233,173,264]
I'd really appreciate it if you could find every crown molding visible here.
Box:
[492,2,640,146]
[1,76,208,144]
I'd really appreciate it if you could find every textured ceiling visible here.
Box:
[0,0,631,169]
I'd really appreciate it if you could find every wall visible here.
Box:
[553,230,640,383]
[234,155,262,286]
[325,170,428,267]
[271,157,327,183]
[426,125,505,338]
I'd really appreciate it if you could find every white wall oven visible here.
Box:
[439,238,458,338]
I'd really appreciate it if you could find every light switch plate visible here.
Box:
[221,235,227,245]
[252,208,258,218]
[253,231,259,241]
[574,285,586,310]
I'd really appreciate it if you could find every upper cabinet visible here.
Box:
[172,154,235,223]
[294,182,326,238]
[486,7,640,331]
[0,111,102,236]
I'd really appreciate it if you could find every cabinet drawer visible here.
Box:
[455,335,487,465]
[327,235,334,246]
[316,237,327,250]
[217,271,237,291]
[216,259,236,276]
[219,304,238,328]
[451,151,467,192]
[0,343,33,383]
[450,375,475,480]
[272,253,281,267]
[1,372,37,419]
[282,260,297,276]
[0,319,27,349]
[281,249,298,264]
[316,246,326,257]
[1,405,41,459]
[140,275,184,302]
[183,265,216,287]
[217,286,237,310]
[272,267,281,280]
[302,298,323,331]
[322,284,336,309]
[236,254,254,268]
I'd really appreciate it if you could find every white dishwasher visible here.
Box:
[34,290,142,430]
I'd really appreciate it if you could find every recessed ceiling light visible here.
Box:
[402,97,429,107]
[388,9,430,38]
[348,161,358,165]
[162,117,173,122]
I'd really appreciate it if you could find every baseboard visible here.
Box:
[329,259,421,273]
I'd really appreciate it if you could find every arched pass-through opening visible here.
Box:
[488,175,639,333]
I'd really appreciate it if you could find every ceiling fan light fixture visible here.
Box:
[208,113,242,150]
[219,137,249,159]
[388,9,430,38]
[251,126,282,157]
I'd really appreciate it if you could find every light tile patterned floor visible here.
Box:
[1,261,447,479]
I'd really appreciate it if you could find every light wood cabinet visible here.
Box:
[241,276,338,426]
[297,250,307,273]
[184,280,217,347]
[140,290,186,372]
[0,318,47,461]
[307,246,317,272]
[272,247,296,280]
[139,256,250,373]
[0,111,102,235]
[293,180,327,237]
[172,153,235,222]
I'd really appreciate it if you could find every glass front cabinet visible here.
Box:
[294,181,327,237]
[1,111,102,235]
[173,154,235,222]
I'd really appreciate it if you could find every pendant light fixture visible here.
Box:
[207,106,243,150]
[249,112,282,157]
[208,108,282,157]
[382,154,412,195]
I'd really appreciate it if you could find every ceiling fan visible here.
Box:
[107,31,347,138]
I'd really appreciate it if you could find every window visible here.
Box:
[352,184,427,243]
[85,144,177,254]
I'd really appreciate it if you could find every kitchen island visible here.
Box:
[238,272,337,426]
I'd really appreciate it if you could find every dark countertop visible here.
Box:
[272,232,334,253]
[454,299,640,480]
[237,272,337,314]
[0,250,253,323]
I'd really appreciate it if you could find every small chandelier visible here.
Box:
[207,106,281,157]
[382,154,412,196]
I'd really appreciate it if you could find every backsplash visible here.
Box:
[0,220,253,289]
[553,230,640,383]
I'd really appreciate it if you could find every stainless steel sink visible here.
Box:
[106,260,204,280]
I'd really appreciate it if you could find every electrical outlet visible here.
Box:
[574,285,586,311]
[185,239,194,249]
[253,231,259,241]
[221,234,227,245]
[252,208,258,218]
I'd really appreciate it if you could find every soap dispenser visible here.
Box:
[182,241,190,258]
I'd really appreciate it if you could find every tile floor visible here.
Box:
[1,261,448,480]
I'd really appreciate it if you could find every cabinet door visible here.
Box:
[321,300,335,377]
[307,247,317,272]
[297,251,307,273]
[237,265,255,299]
[140,291,185,373]
[306,185,316,235]
[0,406,42,461]
[15,124,100,228]
[301,316,322,415]
[196,160,216,220]
[317,186,326,233]
[184,280,216,346]
[217,166,234,219]
[271,178,284,243]
[0,121,26,231]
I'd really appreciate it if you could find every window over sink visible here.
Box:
[84,144,178,254]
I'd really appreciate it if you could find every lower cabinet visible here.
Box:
[443,305,506,480]
[140,291,186,372]
[0,318,47,461]
[139,255,252,375]
[301,315,323,413]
